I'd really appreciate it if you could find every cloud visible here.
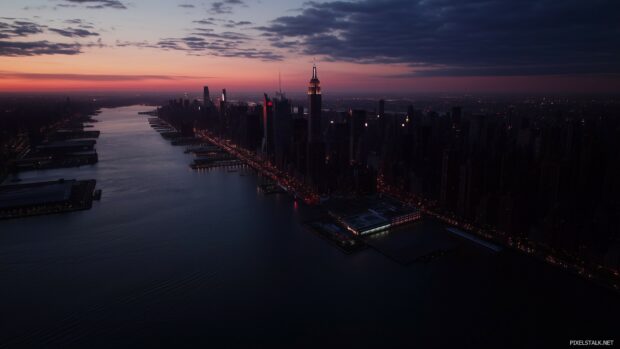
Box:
[193,19,216,25]
[0,20,46,38]
[49,27,99,38]
[63,18,96,29]
[0,40,82,56]
[110,2,277,62]
[0,71,205,81]
[223,20,252,28]
[208,0,246,14]
[209,2,232,14]
[191,30,250,41]
[153,34,282,61]
[115,40,158,48]
[22,5,48,11]
[61,0,127,9]
[178,4,195,8]
[0,18,99,43]
[259,0,620,76]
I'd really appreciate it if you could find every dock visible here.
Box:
[0,179,98,220]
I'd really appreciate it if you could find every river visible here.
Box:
[0,105,617,348]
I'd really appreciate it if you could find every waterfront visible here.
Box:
[0,106,618,348]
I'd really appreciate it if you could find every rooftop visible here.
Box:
[0,180,75,210]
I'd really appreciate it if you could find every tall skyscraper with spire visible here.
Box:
[306,64,326,191]
[307,64,322,143]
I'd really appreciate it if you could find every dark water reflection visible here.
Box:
[0,106,617,348]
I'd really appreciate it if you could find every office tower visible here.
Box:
[274,91,292,170]
[307,64,322,143]
[440,147,460,211]
[262,93,274,157]
[297,105,304,118]
[348,109,367,165]
[306,64,325,190]
[378,99,385,118]
[203,86,210,105]
[219,89,228,136]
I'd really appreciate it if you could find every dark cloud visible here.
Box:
[63,18,96,29]
[83,37,106,48]
[115,40,158,48]
[0,20,46,38]
[215,48,282,61]
[209,2,232,14]
[153,33,282,61]
[193,19,216,25]
[49,27,99,38]
[178,4,195,8]
[110,2,276,62]
[0,19,99,39]
[208,0,246,14]
[269,39,299,49]
[0,40,82,56]
[223,20,252,28]
[259,0,620,76]
[0,72,207,81]
[61,0,127,9]
[191,31,250,41]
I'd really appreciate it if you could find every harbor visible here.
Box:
[144,113,488,264]
[12,115,101,172]
[147,116,247,170]
[0,113,102,219]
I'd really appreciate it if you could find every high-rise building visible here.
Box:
[348,109,367,165]
[306,64,325,191]
[203,86,210,106]
[274,92,292,170]
[262,93,274,157]
[219,89,228,136]
[297,105,304,118]
[307,64,322,143]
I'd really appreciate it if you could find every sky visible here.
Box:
[0,0,619,95]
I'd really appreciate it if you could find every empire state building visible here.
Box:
[307,64,322,143]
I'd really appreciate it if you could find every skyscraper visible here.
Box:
[262,93,274,157]
[273,91,292,170]
[203,86,210,106]
[348,109,367,165]
[307,64,322,143]
[219,89,228,136]
[306,64,325,191]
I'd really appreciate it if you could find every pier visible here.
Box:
[0,179,98,220]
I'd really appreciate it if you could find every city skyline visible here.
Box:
[1,0,620,93]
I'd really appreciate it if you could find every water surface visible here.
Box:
[1,106,617,348]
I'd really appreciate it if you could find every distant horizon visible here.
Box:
[2,88,620,99]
